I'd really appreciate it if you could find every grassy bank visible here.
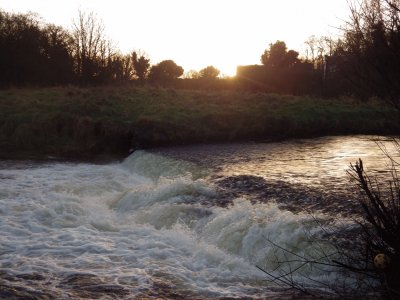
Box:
[0,86,399,160]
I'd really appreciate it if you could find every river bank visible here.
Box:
[0,86,398,160]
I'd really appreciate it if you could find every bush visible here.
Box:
[348,139,400,298]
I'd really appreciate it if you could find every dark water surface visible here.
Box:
[157,135,395,214]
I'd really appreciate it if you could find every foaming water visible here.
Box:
[0,136,389,298]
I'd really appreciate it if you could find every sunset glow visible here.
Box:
[1,0,350,76]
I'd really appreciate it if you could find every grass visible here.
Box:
[0,86,399,160]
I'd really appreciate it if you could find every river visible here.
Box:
[0,135,395,299]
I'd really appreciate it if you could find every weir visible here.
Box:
[0,136,391,298]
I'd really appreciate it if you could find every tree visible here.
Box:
[199,65,220,79]
[42,24,75,84]
[247,40,310,94]
[107,54,133,82]
[132,50,150,82]
[0,10,75,86]
[72,10,115,84]
[340,0,400,107]
[304,35,336,67]
[261,40,298,68]
[284,50,300,68]
[183,70,200,79]
[0,11,43,85]
[148,59,184,84]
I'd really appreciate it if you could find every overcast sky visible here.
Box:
[1,0,350,75]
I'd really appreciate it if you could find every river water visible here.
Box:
[0,136,396,299]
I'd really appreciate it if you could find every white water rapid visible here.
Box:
[0,136,389,299]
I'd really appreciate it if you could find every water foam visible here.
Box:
[0,151,365,298]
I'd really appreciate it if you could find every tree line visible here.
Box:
[0,10,220,87]
[239,0,400,104]
[1,0,400,105]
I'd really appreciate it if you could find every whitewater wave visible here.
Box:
[0,147,377,298]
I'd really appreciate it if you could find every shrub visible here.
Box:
[348,139,400,298]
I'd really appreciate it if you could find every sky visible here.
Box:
[1,0,350,76]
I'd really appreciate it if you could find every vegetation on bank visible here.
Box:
[0,86,398,160]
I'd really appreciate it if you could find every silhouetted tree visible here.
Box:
[132,50,150,83]
[261,40,299,68]
[303,35,345,96]
[236,40,313,94]
[42,24,75,84]
[106,54,133,82]
[0,11,37,85]
[305,35,333,68]
[284,50,300,68]
[148,59,184,85]
[339,0,400,107]
[199,66,220,79]
[72,10,115,84]
[0,10,75,86]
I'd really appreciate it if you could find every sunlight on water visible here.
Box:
[159,136,397,187]
[0,136,393,298]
